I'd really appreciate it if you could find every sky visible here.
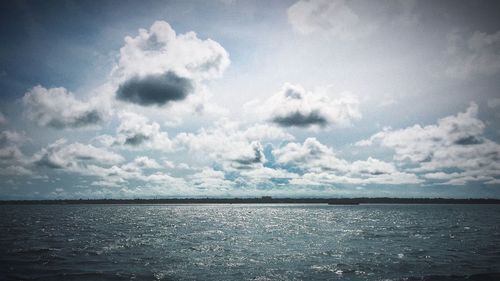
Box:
[1,0,500,199]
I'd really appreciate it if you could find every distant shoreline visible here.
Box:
[1,197,500,205]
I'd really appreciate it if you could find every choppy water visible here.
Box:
[1,204,499,281]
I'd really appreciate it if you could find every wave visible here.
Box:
[403,272,500,281]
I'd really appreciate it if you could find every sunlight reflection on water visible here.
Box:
[1,204,499,280]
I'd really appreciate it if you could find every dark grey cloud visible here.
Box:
[124,134,149,146]
[116,72,194,106]
[271,110,328,128]
[454,136,483,145]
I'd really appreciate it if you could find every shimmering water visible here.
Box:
[1,204,499,281]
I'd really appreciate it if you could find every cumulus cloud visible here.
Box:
[85,156,165,187]
[231,141,266,169]
[239,166,298,185]
[0,130,26,148]
[189,168,234,191]
[0,165,33,176]
[0,130,28,167]
[98,111,174,151]
[357,103,500,185]
[356,103,485,162]
[34,139,124,170]
[274,137,347,171]
[22,86,105,129]
[112,21,229,106]
[175,120,293,170]
[0,132,30,177]
[274,137,421,185]
[251,83,361,129]
[0,146,24,162]
[130,156,162,169]
[445,30,500,78]
[287,0,374,39]
[29,143,175,189]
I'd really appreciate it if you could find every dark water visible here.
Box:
[1,204,499,281]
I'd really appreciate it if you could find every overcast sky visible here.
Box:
[1,0,500,199]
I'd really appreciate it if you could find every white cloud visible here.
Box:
[445,30,500,78]
[289,169,421,186]
[189,168,234,190]
[274,137,347,172]
[130,156,162,169]
[249,83,361,129]
[0,130,28,165]
[0,146,24,162]
[0,130,27,147]
[274,138,420,185]
[357,103,500,185]
[33,139,124,170]
[175,119,292,170]
[99,111,174,151]
[287,0,374,39]
[112,21,230,106]
[22,86,106,129]
[84,156,176,188]
[239,166,298,185]
[0,165,33,176]
[356,103,485,160]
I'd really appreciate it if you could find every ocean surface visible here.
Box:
[1,204,499,281]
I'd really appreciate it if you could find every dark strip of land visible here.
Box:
[1,197,500,205]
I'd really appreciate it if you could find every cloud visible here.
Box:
[0,146,24,162]
[34,139,124,170]
[274,137,346,171]
[231,141,266,169]
[85,156,165,187]
[89,155,190,189]
[0,129,31,181]
[130,156,162,169]
[239,166,298,185]
[357,103,500,185]
[189,168,234,191]
[287,0,374,39]
[98,111,174,151]
[445,30,500,78]
[488,98,500,108]
[30,147,174,189]
[116,71,194,106]
[356,103,485,162]
[175,120,293,170]
[0,130,26,148]
[0,130,28,165]
[22,86,105,129]
[0,165,33,176]
[112,21,229,106]
[251,83,361,129]
[274,137,421,185]
[272,111,328,128]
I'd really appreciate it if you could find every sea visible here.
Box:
[1,204,499,281]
